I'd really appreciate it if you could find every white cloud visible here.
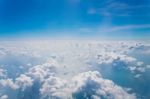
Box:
[71,71,136,99]
[0,68,7,78]
[0,79,18,90]
[40,71,136,99]
[15,74,33,91]
[96,52,136,65]
[137,61,143,66]
[40,76,70,99]
[27,59,58,82]
[0,74,33,91]
[0,40,149,99]
[146,65,150,69]
[0,95,8,99]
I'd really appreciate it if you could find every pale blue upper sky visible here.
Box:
[0,0,150,39]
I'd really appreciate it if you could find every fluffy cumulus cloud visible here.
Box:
[0,59,58,89]
[40,71,136,99]
[72,71,136,99]
[0,79,18,90]
[40,76,69,99]
[0,40,149,99]
[96,52,136,64]
[27,59,58,82]
[15,74,33,91]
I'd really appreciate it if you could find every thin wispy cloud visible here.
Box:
[87,0,150,17]
[100,24,150,33]
[79,24,150,34]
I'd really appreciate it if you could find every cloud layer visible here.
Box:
[0,40,150,99]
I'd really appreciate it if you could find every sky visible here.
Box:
[0,0,150,39]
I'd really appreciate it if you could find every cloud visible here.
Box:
[0,68,7,78]
[99,2,131,16]
[78,24,150,37]
[96,52,136,65]
[98,24,150,33]
[15,74,33,91]
[27,59,58,82]
[87,0,150,17]
[71,71,136,99]
[0,79,18,90]
[131,44,150,55]
[0,40,149,98]
[40,76,70,99]
[40,71,136,99]
[87,1,129,16]
[0,95,8,99]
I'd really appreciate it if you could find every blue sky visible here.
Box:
[0,0,150,39]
